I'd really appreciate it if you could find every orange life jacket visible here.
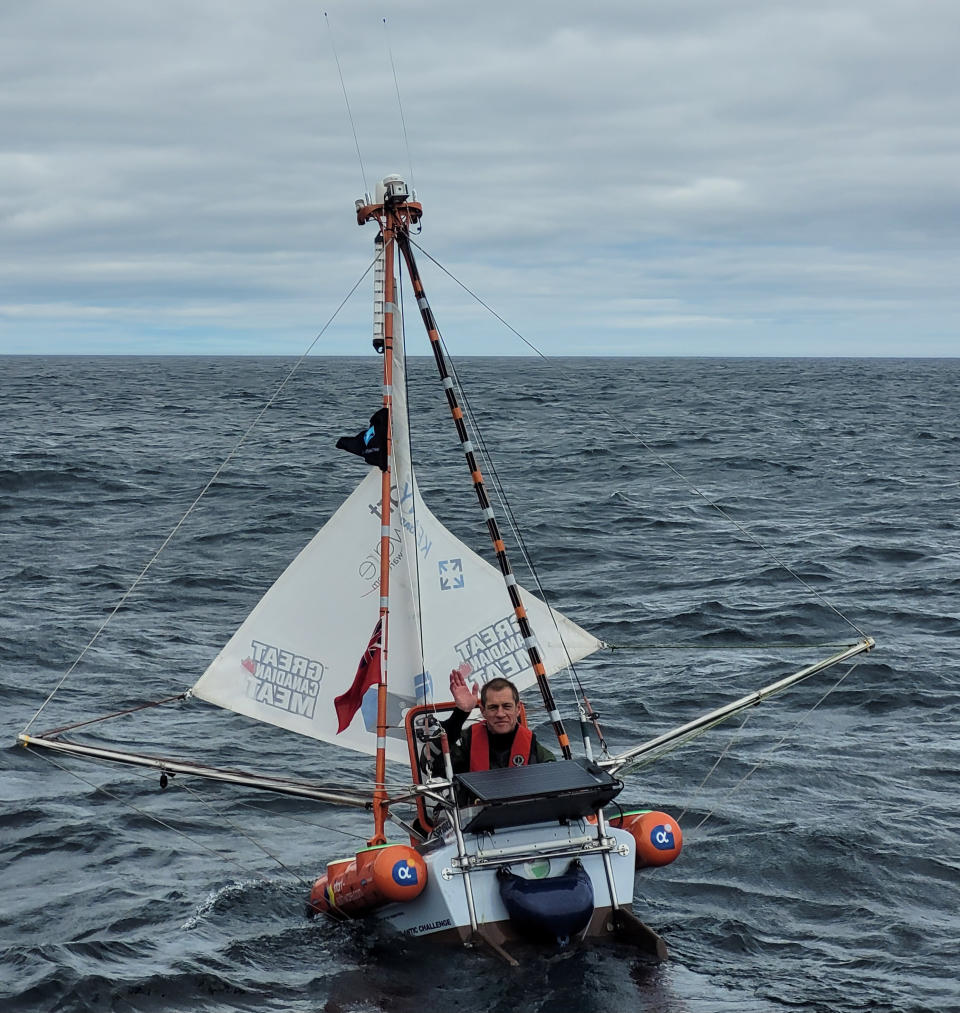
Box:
[469,723,534,771]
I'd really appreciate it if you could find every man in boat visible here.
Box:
[440,669,555,773]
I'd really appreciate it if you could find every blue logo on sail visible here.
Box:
[414,670,433,704]
[438,558,464,590]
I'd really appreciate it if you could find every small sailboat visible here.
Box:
[17,174,874,961]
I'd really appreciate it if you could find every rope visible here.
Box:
[22,258,377,734]
[422,310,595,736]
[441,349,585,710]
[29,694,186,737]
[406,236,870,644]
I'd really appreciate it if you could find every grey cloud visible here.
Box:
[2,0,958,355]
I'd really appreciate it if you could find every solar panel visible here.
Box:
[455,759,622,832]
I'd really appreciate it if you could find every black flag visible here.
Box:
[336,408,388,471]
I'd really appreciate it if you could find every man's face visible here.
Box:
[481,687,519,735]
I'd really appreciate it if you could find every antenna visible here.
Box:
[383,17,416,199]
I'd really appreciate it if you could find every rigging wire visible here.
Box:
[164,779,313,888]
[215,794,370,842]
[399,239,593,722]
[406,236,870,644]
[439,349,589,719]
[688,658,862,835]
[23,206,873,858]
[382,17,416,198]
[31,694,186,737]
[676,710,753,824]
[324,11,368,197]
[410,284,616,735]
[29,747,263,877]
[23,257,379,734]
[615,712,741,777]
[29,744,372,894]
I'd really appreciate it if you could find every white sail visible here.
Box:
[191,246,602,763]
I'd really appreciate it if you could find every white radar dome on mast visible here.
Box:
[377,174,409,203]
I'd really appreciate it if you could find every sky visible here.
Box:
[1,0,958,357]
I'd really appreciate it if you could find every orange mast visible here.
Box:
[357,175,574,831]
[356,178,423,844]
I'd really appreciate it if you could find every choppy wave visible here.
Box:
[2,355,958,1012]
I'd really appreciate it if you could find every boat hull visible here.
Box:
[351,819,664,959]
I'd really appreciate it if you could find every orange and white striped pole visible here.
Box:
[397,232,573,760]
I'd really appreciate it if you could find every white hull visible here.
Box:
[375,819,652,954]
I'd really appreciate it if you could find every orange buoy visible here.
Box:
[611,810,682,868]
[309,843,427,916]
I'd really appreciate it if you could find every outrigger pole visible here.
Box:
[17,733,372,807]
[600,637,875,774]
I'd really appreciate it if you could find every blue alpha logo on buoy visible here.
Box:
[650,823,675,851]
[392,860,419,886]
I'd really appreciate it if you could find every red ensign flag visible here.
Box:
[334,620,383,733]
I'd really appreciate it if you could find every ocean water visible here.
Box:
[1,354,957,1013]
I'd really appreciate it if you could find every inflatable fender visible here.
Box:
[614,810,682,868]
[309,843,427,916]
